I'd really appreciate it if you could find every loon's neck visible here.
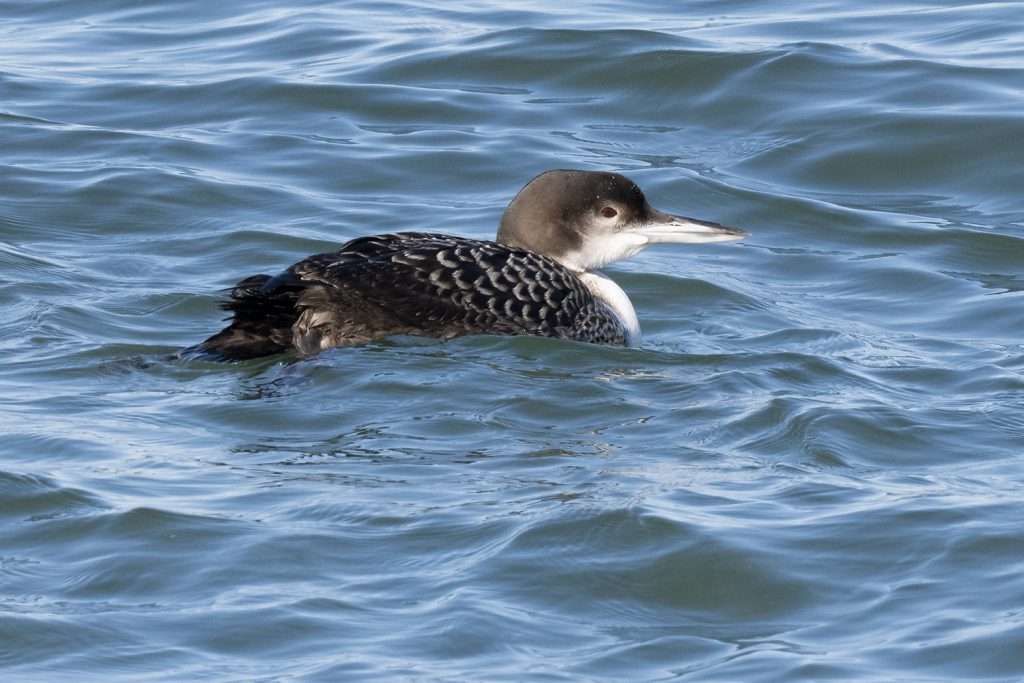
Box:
[577,271,640,346]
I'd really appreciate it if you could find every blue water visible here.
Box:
[2,1,1023,680]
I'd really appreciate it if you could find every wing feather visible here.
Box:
[288,233,627,349]
[195,232,629,358]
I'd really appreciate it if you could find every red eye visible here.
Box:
[601,206,618,218]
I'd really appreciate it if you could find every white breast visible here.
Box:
[577,271,640,346]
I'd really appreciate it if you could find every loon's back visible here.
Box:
[194,232,629,360]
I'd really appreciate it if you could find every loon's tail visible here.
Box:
[185,274,299,361]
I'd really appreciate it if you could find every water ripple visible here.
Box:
[2,1,1024,680]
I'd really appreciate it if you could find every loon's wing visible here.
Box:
[193,232,628,360]
[289,232,628,353]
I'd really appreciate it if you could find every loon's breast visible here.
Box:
[577,271,640,345]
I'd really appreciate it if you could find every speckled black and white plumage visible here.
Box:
[190,169,749,360]
[197,232,629,359]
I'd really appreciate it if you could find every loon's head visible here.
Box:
[496,169,749,272]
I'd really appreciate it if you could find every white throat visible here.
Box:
[561,232,649,272]
[577,271,640,346]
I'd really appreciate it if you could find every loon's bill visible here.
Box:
[631,211,751,244]
[186,169,749,360]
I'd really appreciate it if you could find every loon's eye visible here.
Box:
[601,206,618,219]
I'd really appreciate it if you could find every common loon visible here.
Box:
[190,169,749,360]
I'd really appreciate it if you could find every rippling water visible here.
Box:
[2,1,1023,680]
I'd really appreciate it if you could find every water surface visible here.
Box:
[2,1,1023,680]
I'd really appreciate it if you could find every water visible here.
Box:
[2,1,1023,680]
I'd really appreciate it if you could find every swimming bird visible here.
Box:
[190,169,749,360]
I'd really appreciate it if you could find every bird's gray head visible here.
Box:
[496,169,749,272]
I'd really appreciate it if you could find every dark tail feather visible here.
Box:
[184,274,299,361]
